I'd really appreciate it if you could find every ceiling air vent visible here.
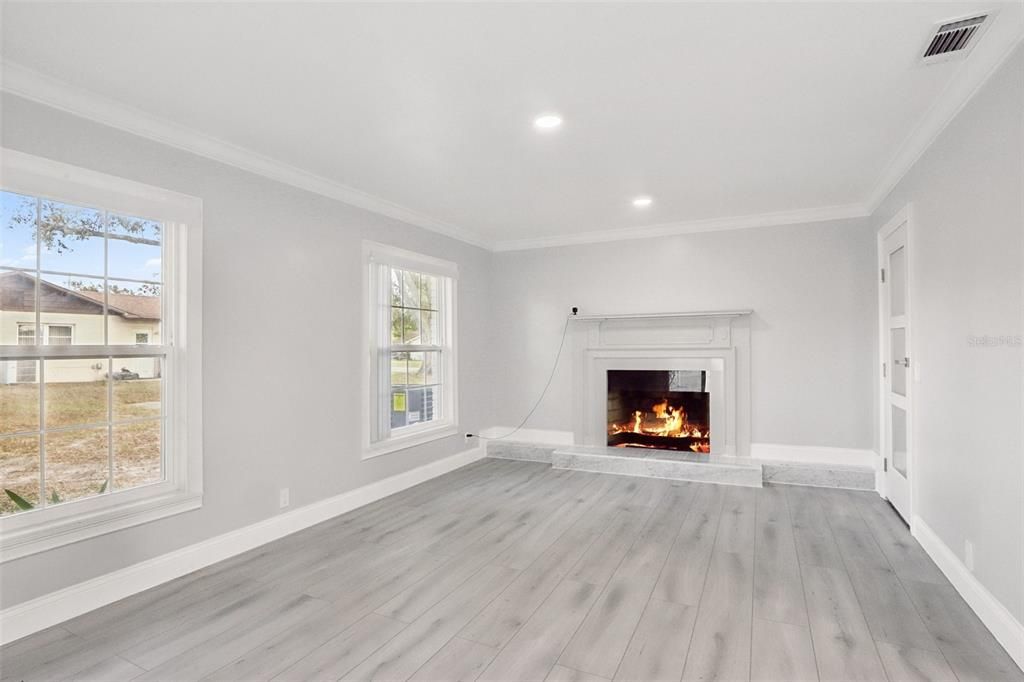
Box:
[922,15,988,61]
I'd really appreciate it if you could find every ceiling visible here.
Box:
[2,2,1022,250]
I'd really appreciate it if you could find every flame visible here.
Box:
[609,397,710,448]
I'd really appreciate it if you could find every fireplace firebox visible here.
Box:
[607,370,711,453]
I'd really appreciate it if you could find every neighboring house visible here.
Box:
[0,271,161,384]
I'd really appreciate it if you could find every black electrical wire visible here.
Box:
[475,313,573,441]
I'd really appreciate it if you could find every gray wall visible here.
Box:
[487,219,878,449]
[3,45,1020,626]
[872,45,1023,622]
[0,94,493,609]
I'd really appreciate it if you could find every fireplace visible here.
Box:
[571,311,751,456]
[607,370,711,453]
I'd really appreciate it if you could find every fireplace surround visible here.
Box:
[570,310,752,456]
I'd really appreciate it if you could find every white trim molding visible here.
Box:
[0,445,485,646]
[361,241,459,458]
[363,425,460,460]
[750,443,878,468]
[0,57,869,255]
[913,516,1024,672]
[3,20,1020,257]
[865,21,1024,211]
[478,427,575,445]
[0,149,204,563]
[876,204,914,522]
[492,204,869,252]
[7,22,1023,255]
[0,59,490,250]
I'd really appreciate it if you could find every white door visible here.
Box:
[881,219,911,521]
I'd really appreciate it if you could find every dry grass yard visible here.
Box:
[0,379,163,515]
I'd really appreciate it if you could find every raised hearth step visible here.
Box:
[550,445,763,488]
[484,441,876,490]
[760,460,875,490]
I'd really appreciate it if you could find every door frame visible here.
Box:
[877,204,914,525]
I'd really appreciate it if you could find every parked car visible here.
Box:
[111,367,141,381]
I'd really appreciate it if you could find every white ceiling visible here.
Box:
[2,2,1022,250]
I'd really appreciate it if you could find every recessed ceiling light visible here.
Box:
[533,114,563,130]
[632,196,653,208]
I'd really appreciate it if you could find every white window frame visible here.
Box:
[45,324,75,345]
[16,323,36,345]
[0,149,203,562]
[16,323,76,345]
[363,241,458,458]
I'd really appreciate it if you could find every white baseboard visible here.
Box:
[912,515,1024,672]
[479,426,574,445]
[751,443,878,468]
[0,445,485,646]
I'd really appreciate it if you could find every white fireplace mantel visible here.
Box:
[570,309,753,321]
[570,310,752,457]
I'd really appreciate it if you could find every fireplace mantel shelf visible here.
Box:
[569,309,752,322]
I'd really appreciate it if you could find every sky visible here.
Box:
[0,191,162,286]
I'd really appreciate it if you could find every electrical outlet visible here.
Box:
[964,539,974,572]
[279,488,290,509]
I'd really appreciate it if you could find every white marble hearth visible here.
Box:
[485,440,875,490]
[761,460,875,490]
[551,445,763,487]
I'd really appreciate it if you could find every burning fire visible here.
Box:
[609,398,710,452]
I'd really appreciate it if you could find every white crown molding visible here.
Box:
[491,203,870,252]
[0,59,493,250]
[3,17,1021,255]
[865,21,1024,213]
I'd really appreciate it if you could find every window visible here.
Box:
[17,324,35,345]
[46,325,74,345]
[16,324,75,347]
[0,149,203,561]
[365,242,457,455]
[12,325,73,380]
[15,324,36,382]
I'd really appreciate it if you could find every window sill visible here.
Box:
[0,488,202,563]
[363,423,459,459]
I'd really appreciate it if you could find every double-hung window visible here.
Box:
[365,242,457,455]
[0,149,203,561]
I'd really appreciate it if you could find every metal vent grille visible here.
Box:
[923,15,987,59]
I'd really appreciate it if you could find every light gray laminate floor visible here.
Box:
[2,459,1021,681]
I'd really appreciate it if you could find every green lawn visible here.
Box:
[391,359,426,386]
[1,380,162,515]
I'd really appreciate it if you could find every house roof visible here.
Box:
[0,270,161,320]
[78,290,161,320]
